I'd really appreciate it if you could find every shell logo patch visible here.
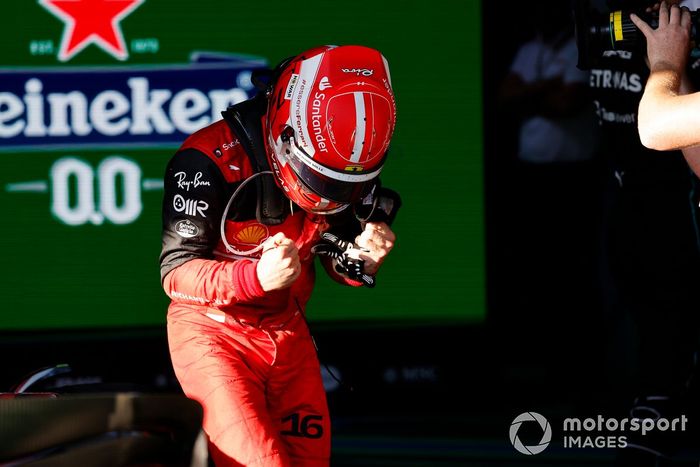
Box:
[234,223,269,246]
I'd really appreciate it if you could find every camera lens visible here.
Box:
[606,10,643,50]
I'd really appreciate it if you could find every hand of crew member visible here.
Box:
[352,222,396,275]
[645,0,683,12]
[256,232,301,291]
[631,1,692,74]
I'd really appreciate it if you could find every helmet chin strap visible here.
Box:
[220,170,274,257]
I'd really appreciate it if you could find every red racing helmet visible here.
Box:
[264,45,397,214]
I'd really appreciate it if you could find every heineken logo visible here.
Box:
[0,53,268,150]
[39,0,145,62]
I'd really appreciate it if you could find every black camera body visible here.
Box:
[574,0,700,70]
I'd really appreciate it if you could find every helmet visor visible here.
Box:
[295,181,350,214]
[285,133,382,203]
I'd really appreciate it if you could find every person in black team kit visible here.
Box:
[583,0,700,463]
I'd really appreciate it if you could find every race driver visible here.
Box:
[159,45,399,466]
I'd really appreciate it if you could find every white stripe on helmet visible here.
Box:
[382,54,392,88]
[350,92,366,163]
[290,53,324,157]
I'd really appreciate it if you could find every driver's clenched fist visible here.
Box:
[255,232,301,291]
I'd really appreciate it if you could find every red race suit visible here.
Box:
[159,98,362,467]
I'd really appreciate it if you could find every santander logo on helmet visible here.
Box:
[319,76,332,91]
[265,45,397,214]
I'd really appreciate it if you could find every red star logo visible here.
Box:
[39,0,145,62]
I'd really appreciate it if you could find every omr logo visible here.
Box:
[38,0,145,62]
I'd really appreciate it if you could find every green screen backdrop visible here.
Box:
[1,0,483,329]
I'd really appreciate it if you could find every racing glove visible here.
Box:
[311,232,376,288]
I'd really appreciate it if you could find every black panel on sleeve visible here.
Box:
[159,149,230,282]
